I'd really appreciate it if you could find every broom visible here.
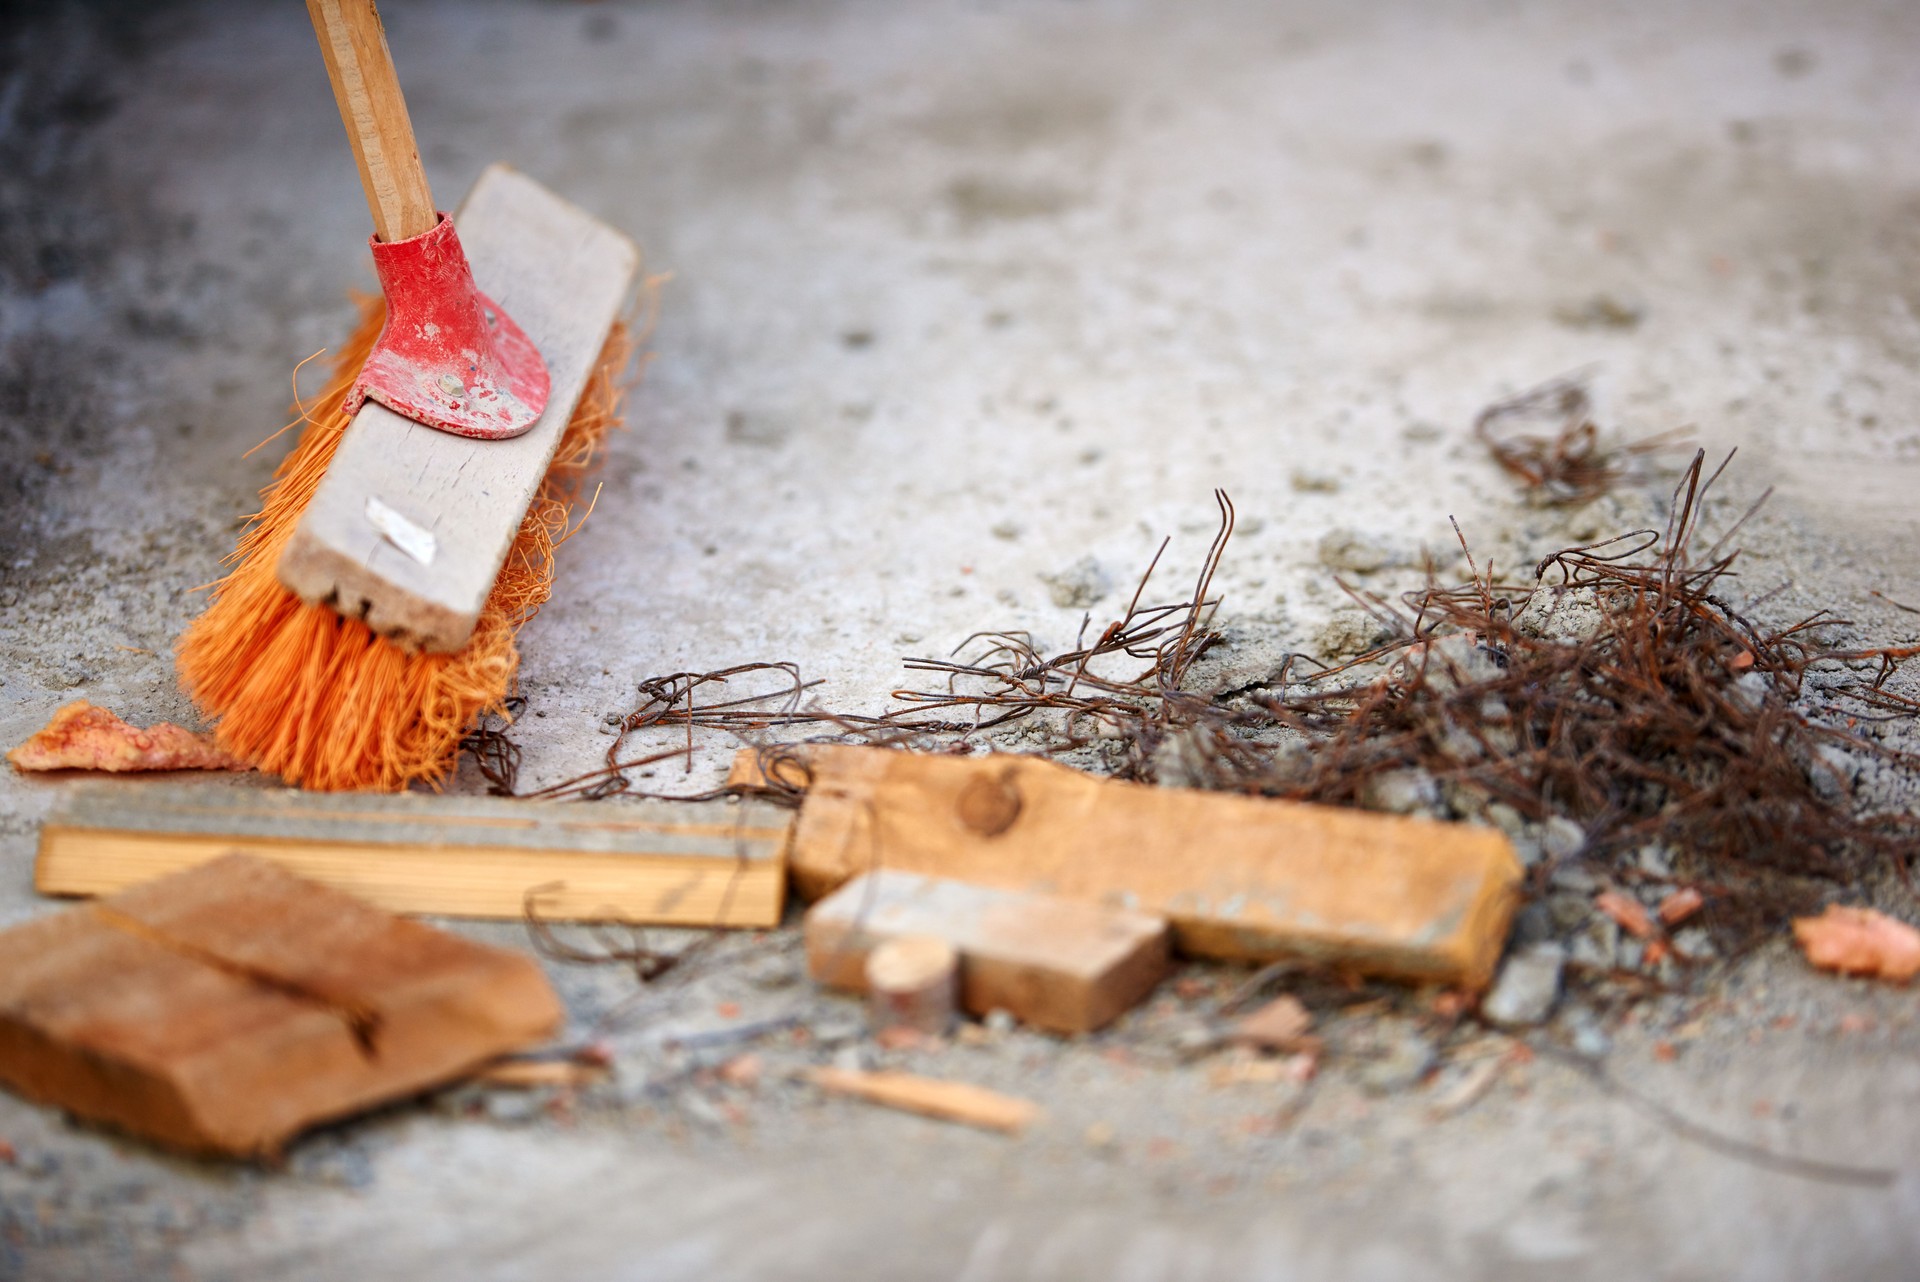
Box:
[176,302,630,792]
[176,2,640,792]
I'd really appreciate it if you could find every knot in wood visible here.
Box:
[955,771,1023,837]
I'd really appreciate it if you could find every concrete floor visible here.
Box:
[3,1,1920,1278]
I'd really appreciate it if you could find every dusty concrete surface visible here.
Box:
[3,1,1920,1278]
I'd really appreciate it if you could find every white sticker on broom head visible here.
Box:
[365,496,437,566]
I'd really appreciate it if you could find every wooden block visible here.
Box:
[741,746,1521,988]
[864,935,959,1037]
[277,164,641,653]
[0,855,562,1156]
[806,1068,1040,1134]
[35,782,788,927]
[806,870,1170,1033]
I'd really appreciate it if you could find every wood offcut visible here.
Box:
[739,745,1522,988]
[0,855,562,1156]
[807,870,1170,1033]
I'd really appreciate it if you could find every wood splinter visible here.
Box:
[807,1067,1041,1134]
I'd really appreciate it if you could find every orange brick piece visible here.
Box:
[0,854,562,1156]
[807,870,1170,1033]
[745,745,1522,988]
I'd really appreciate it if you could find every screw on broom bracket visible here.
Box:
[348,213,551,440]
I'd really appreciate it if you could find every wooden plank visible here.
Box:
[806,1068,1040,1134]
[735,746,1522,988]
[806,871,1169,1033]
[0,855,562,1156]
[35,783,788,927]
[277,164,641,653]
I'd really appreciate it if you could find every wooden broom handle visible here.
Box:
[307,0,437,242]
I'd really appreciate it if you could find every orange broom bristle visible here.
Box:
[176,296,631,792]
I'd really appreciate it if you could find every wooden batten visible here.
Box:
[35,783,789,927]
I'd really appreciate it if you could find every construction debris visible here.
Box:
[34,782,788,925]
[7,701,243,773]
[1473,378,1681,506]
[1793,905,1920,983]
[0,855,562,1157]
[806,870,1170,1033]
[744,745,1520,988]
[806,1067,1041,1134]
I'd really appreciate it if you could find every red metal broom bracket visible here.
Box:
[348,213,551,440]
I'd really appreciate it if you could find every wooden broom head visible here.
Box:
[175,301,631,792]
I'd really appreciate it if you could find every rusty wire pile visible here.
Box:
[1474,378,1687,506]
[466,417,1920,957]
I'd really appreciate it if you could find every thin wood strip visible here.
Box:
[806,1068,1040,1134]
[36,831,783,926]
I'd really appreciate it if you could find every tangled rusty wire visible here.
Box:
[1475,378,1687,506]
[469,443,1920,954]
[1228,452,1920,944]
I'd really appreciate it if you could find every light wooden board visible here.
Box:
[806,870,1169,1033]
[735,746,1522,988]
[277,164,640,652]
[0,855,562,1156]
[35,783,789,926]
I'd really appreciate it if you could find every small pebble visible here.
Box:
[1482,942,1566,1029]
[1569,920,1617,968]
[1317,528,1401,574]
[1569,1017,1612,1060]
[1550,863,1601,895]
[1359,768,1441,816]
[1039,556,1110,609]
[1540,817,1586,861]
[743,955,802,990]
[1288,468,1342,493]
[1672,926,1717,960]
[1635,843,1676,878]
[1169,1019,1228,1061]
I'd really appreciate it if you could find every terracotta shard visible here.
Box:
[1793,905,1920,984]
[1594,890,1654,940]
[7,701,244,774]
